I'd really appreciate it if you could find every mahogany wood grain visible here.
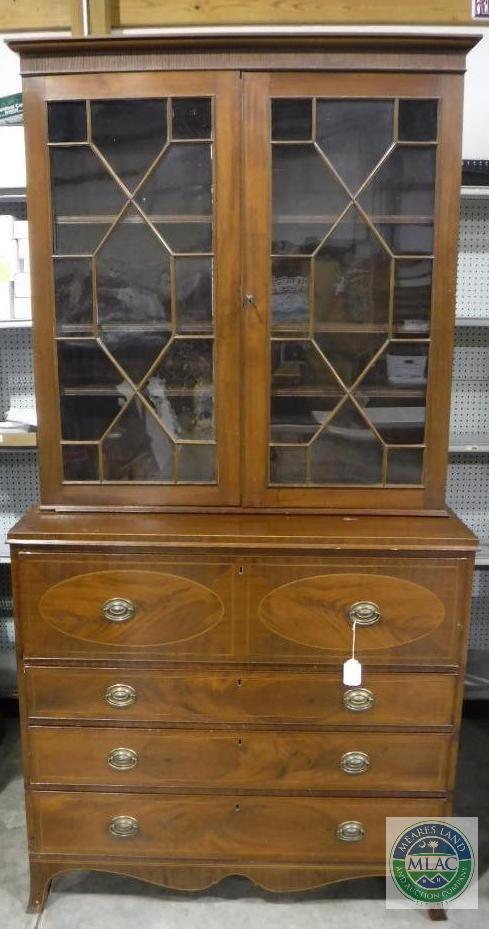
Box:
[25,667,458,729]
[30,791,449,861]
[28,726,452,793]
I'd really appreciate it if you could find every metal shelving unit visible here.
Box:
[447,183,489,696]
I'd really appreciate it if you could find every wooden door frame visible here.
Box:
[242,70,464,513]
[24,69,242,508]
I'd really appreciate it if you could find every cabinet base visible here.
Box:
[28,857,390,913]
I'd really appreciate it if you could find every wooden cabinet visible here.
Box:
[8,33,478,913]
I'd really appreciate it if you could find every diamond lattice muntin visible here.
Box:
[49,97,216,484]
[270,96,437,487]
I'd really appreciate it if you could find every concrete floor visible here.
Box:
[1,707,488,929]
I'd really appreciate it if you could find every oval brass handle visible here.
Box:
[105,683,137,708]
[336,821,366,842]
[108,815,139,838]
[107,747,139,771]
[340,751,371,775]
[102,598,135,623]
[343,687,374,712]
[348,601,381,626]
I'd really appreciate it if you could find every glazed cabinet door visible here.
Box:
[25,72,240,506]
[243,71,463,511]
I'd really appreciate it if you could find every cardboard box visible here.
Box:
[13,220,28,240]
[14,272,30,298]
[13,296,31,320]
[0,280,13,320]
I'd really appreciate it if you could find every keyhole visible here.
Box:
[237,678,243,688]
[235,803,240,812]
[237,737,243,746]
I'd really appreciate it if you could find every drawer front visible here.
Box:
[26,668,457,729]
[244,556,469,666]
[29,727,451,792]
[16,553,235,659]
[30,792,448,861]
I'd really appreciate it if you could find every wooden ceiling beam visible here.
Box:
[0,1,485,34]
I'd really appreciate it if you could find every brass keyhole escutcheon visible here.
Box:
[348,601,381,626]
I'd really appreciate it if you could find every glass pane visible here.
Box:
[398,100,438,142]
[272,222,330,255]
[387,447,424,484]
[271,340,344,443]
[50,146,126,255]
[271,99,312,141]
[62,444,99,481]
[310,399,383,484]
[103,397,174,481]
[316,99,394,193]
[100,328,171,385]
[393,259,432,336]
[54,258,93,334]
[178,444,215,482]
[272,145,349,219]
[355,343,428,444]
[91,99,167,191]
[376,223,433,256]
[57,340,132,440]
[143,338,214,440]
[53,222,112,256]
[48,102,87,143]
[271,258,310,331]
[137,143,212,216]
[50,146,126,218]
[314,333,387,388]
[155,222,212,253]
[96,207,171,327]
[358,146,436,218]
[314,207,391,327]
[175,257,213,333]
[172,98,212,139]
[270,445,307,484]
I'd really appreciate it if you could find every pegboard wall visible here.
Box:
[450,328,489,434]
[468,569,489,650]
[457,197,489,319]
[0,326,36,417]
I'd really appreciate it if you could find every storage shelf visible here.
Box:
[449,433,489,453]
[461,186,489,198]
[0,319,32,329]
[455,316,489,327]
[476,543,489,567]
[0,545,10,564]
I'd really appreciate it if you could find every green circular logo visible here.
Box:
[389,821,475,905]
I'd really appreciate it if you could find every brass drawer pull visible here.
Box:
[343,687,374,712]
[102,598,135,623]
[348,601,381,626]
[105,683,137,708]
[336,821,366,843]
[108,815,139,838]
[340,751,371,775]
[107,747,139,771]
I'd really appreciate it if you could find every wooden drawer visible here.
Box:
[28,726,452,792]
[15,552,235,660]
[244,556,470,666]
[25,668,457,729]
[30,791,448,861]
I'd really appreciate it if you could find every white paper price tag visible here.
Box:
[342,657,362,686]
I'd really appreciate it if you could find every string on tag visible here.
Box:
[343,618,362,687]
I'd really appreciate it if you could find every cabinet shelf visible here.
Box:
[455,316,489,327]
[461,186,489,198]
[0,319,32,329]
[449,433,489,453]
[271,387,426,398]
[0,432,37,449]
[476,544,489,567]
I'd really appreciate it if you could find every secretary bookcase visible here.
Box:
[8,34,478,914]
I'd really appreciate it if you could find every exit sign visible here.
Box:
[474,0,489,17]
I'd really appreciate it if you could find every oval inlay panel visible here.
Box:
[258,573,445,652]
[39,570,224,647]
